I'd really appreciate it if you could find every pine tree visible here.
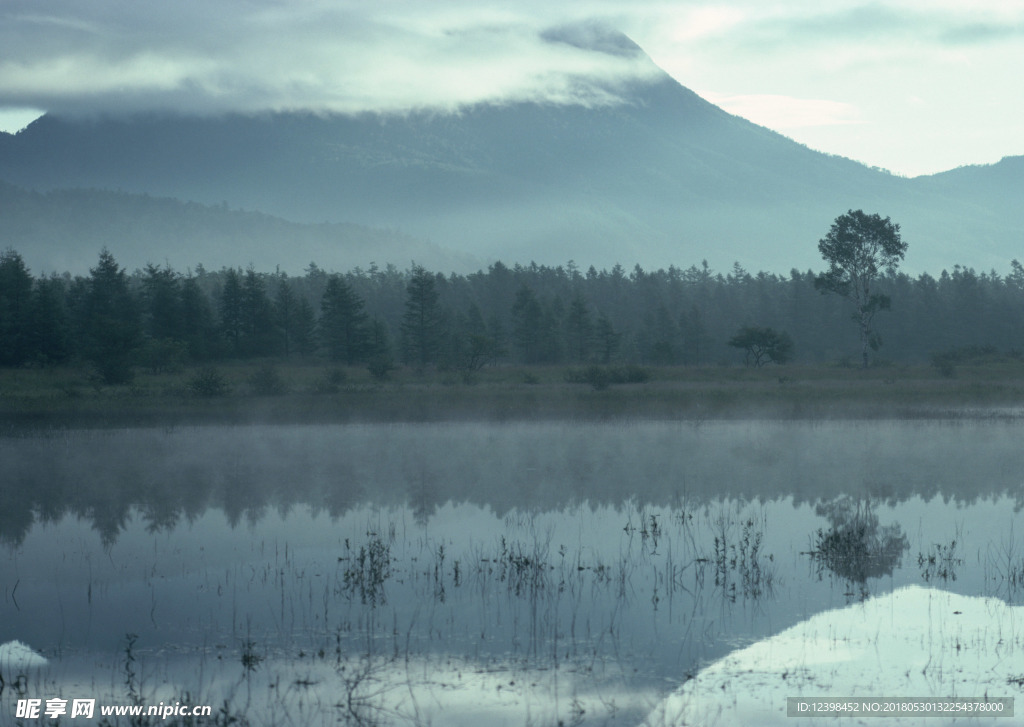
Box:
[366,318,395,380]
[84,249,141,384]
[0,249,35,365]
[565,291,594,363]
[512,285,544,364]
[320,274,369,364]
[594,311,620,364]
[293,296,317,356]
[401,265,443,369]
[274,276,298,357]
[219,268,244,355]
[141,263,182,342]
[511,285,560,364]
[241,266,275,356]
[180,273,216,360]
[30,275,70,365]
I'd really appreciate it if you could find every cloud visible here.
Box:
[3,1,1020,118]
[1,0,1020,176]
[717,2,1024,52]
[701,92,864,130]
[0,2,663,117]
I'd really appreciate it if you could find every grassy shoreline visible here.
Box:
[3,360,1024,430]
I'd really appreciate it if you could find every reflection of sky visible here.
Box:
[3,422,1024,724]
[647,585,1024,726]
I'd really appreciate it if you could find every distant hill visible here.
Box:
[0,182,478,275]
[1,31,1020,275]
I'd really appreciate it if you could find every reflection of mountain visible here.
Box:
[0,640,48,685]
[646,586,1020,726]
[2,421,1023,545]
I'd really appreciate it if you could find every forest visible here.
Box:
[2,246,1024,385]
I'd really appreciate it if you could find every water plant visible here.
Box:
[710,511,776,601]
[918,533,963,582]
[341,535,393,605]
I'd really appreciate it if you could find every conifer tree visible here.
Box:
[565,291,594,363]
[0,249,34,366]
[320,274,369,364]
[401,265,443,369]
[84,249,141,383]
[219,268,244,355]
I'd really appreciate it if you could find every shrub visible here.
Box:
[312,367,347,394]
[248,364,286,396]
[930,345,1000,378]
[565,365,650,390]
[187,367,231,397]
[588,365,612,390]
[91,358,135,386]
[136,339,188,375]
[618,365,650,384]
[728,326,794,367]
[368,357,394,382]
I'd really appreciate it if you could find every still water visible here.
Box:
[2,421,1024,725]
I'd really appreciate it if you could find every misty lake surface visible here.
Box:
[3,420,1024,725]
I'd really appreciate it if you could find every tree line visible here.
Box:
[3,243,1024,383]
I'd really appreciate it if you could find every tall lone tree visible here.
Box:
[815,210,907,368]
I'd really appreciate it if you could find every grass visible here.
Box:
[2,359,1024,429]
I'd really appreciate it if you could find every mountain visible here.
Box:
[0,182,477,275]
[0,32,1020,275]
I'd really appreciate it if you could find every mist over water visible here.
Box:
[2,420,1023,725]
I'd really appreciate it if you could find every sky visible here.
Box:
[0,0,1021,178]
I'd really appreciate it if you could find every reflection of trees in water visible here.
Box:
[0,486,35,547]
[407,471,439,527]
[1,423,1019,546]
[808,497,908,587]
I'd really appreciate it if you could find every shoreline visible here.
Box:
[4,362,1024,429]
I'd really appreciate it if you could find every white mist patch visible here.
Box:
[644,585,1023,726]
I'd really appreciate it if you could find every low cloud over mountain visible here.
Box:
[1,29,1020,275]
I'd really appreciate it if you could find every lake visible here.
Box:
[2,420,1024,725]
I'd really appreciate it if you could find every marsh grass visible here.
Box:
[983,527,1024,599]
[918,531,964,583]
[340,535,393,606]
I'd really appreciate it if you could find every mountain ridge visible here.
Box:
[0,36,1020,275]
[0,181,479,275]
